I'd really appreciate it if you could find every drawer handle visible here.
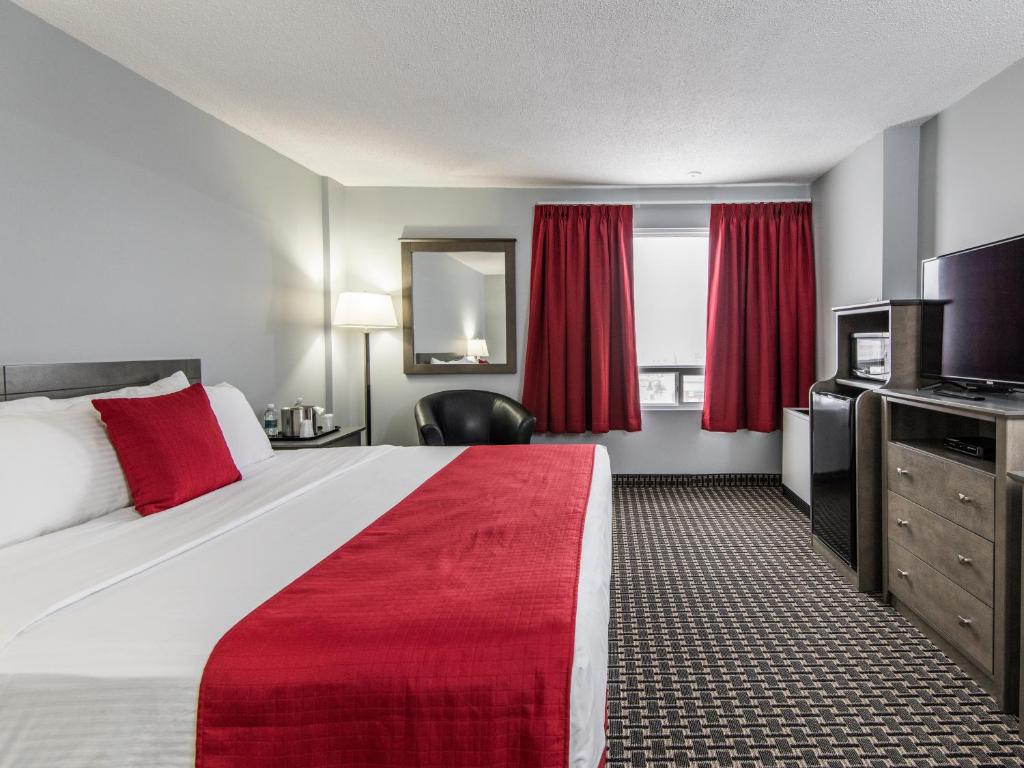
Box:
[957,553,973,565]
[896,568,909,579]
[896,467,910,477]
[957,492,972,504]
[896,518,910,528]
[957,615,973,627]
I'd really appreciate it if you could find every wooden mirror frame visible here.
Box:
[401,238,517,375]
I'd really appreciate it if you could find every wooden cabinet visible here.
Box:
[888,541,995,672]
[887,492,994,604]
[887,442,995,538]
[809,300,926,593]
[881,389,1024,712]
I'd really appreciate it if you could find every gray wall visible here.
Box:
[811,126,923,379]
[331,184,808,474]
[881,126,921,298]
[918,58,1024,261]
[326,177,362,423]
[812,55,1024,385]
[811,134,885,379]
[0,1,327,410]
[483,276,507,362]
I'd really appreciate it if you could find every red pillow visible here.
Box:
[93,383,241,515]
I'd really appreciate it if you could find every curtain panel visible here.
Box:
[701,202,816,433]
[522,204,642,434]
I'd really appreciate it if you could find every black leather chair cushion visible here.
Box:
[414,390,536,446]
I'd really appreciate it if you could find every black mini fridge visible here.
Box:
[810,391,857,567]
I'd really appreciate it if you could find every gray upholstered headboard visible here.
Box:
[0,359,201,401]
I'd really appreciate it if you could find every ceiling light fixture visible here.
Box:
[687,170,703,179]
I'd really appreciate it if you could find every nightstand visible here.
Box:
[270,425,365,450]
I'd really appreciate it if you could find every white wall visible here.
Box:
[331,184,809,474]
[918,58,1024,261]
[0,2,327,410]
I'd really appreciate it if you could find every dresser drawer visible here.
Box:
[887,442,995,540]
[887,492,994,605]
[888,542,993,672]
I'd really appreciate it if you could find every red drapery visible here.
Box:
[701,202,816,433]
[522,204,641,434]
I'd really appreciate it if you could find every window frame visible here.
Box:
[638,367,706,411]
[633,227,709,411]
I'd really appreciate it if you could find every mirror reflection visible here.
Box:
[411,251,507,366]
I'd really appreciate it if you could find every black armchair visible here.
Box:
[414,390,536,446]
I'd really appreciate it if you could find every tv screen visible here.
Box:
[921,233,1024,387]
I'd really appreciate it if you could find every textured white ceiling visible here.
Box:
[14,0,1024,187]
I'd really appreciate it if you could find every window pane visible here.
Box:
[639,372,677,405]
[633,235,709,366]
[681,374,705,403]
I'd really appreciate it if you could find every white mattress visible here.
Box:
[0,445,611,768]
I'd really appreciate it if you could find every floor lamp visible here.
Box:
[333,291,398,445]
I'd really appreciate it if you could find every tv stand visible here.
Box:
[938,390,987,402]
[922,384,986,402]
[921,380,983,403]
[921,379,1022,398]
[879,387,1024,712]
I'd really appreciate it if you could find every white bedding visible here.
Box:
[0,445,611,768]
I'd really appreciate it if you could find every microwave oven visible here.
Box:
[850,332,890,381]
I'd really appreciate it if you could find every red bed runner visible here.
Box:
[196,444,596,768]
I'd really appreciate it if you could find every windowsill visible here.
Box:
[641,403,704,412]
[639,365,705,371]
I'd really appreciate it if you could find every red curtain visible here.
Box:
[701,203,816,433]
[522,205,642,434]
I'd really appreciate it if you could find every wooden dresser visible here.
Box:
[880,388,1024,712]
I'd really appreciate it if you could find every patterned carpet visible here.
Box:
[607,483,1024,767]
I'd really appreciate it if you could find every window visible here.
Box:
[634,231,709,408]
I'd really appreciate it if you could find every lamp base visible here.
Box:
[363,331,371,446]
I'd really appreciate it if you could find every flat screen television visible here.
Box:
[921,233,1024,388]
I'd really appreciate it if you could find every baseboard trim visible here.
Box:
[781,484,810,516]
[613,473,781,488]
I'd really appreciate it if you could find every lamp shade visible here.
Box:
[333,292,397,329]
[467,338,489,358]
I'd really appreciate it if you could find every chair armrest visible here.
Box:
[419,423,446,446]
[414,399,446,446]
[491,400,537,444]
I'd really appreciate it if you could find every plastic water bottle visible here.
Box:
[263,404,279,437]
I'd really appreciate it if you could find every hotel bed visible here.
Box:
[0,360,611,768]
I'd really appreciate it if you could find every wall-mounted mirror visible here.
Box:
[401,238,516,375]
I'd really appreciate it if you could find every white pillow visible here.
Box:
[205,383,274,472]
[0,371,192,549]
[0,397,52,414]
[0,405,132,550]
